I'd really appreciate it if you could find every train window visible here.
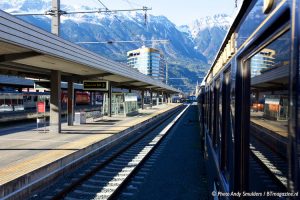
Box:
[204,90,207,127]
[214,79,220,149]
[207,89,210,131]
[209,85,213,136]
[12,99,17,105]
[247,30,290,192]
[221,69,231,181]
[206,90,209,128]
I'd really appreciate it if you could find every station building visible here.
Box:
[127,46,166,83]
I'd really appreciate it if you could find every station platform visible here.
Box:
[0,103,181,199]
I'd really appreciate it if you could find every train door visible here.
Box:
[237,1,291,195]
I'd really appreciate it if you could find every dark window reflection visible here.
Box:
[237,0,282,48]
[248,30,290,193]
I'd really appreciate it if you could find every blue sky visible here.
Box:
[62,0,238,25]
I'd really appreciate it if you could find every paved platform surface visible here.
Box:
[251,117,287,138]
[0,104,179,187]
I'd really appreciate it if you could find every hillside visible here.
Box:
[0,0,232,93]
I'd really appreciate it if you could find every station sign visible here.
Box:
[83,80,109,91]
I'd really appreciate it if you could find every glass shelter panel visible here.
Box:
[103,93,138,116]
[248,30,290,192]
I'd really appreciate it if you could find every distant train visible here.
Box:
[0,91,91,112]
[197,0,299,198]
[61,91,90,105]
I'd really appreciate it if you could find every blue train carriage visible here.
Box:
[197,0,299,199]
[0,92,24,112]
[0,91,50,112]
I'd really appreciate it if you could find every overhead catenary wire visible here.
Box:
[93,0,146,45]
[12,7,150,16]
[11,0,151,40]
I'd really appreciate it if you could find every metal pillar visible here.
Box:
[90,91,93,105]
[141,90,144,109]
[51,0,60,36]
[50,70,61,133]
[93,92,96,105]
[67,80,74,126]
[150,90,153,108]
[108,84,112,117]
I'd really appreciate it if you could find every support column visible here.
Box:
[67,80,74,126]
[150,90,153,108]
[90,91,93,105]
[50,70,61,133]
[141,90,144,110]
[93,92,96,105]
[108,84,112,117]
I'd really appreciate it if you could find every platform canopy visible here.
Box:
[0,10,180,94]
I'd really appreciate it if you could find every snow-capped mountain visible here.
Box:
[178,14,232,62]
[0,0,231,93]
[188,14,232,38]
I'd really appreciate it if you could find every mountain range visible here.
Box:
[0,0,232,93]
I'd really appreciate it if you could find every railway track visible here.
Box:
[250,134,288,192]
[32,105,188,200]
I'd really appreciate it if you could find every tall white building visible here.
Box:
[250,48,275,77]
[127,46,166,82]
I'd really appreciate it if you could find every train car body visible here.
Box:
[0,92,24,112]
[0,91,90,112]
[61,91,90,105]
[197,0,299,198]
